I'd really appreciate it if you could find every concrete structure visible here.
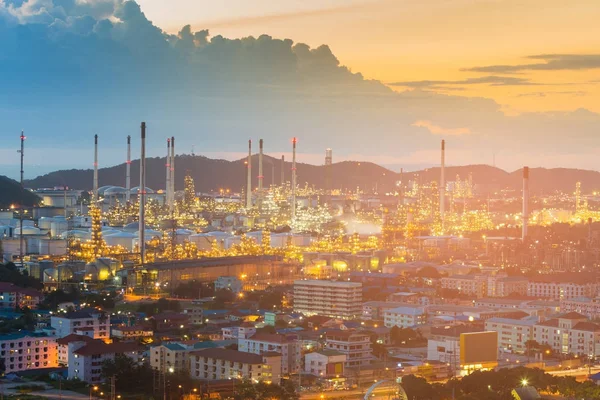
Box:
[325,330,372,368]
[484,317,536,353]
[238,333,301,375]
[182,302,204,325]
[293,280,362,319]
[68,341,143,383]
[189,348,281,383]
[304,350,346,378]
[0,282,43,310]
[487,276,529,297]
[427,326,482,367]
[50,309,110,339]
[384,306,426,328]
[0,332,57,373]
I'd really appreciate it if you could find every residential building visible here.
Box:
[68,341,144,383]
[325,330,372,367]
[151,343,191,374]
[304,350,346,378]
[0,332,57,373]
[56,334,96,366]
[182,302,204,325]
[484,317,537,353]
[488,276,529,297]
[527,274,600,300]
[384,306,426,328]
[441,275,487,298]
[561,297,600,319]
[427,326,482,366]
[214,276,243,294]
[149,312,190,332]
[531,312,592,354]
[238,333,301,375]
[111,325,154,341]
[222,323,256,340]
[189,348,281,383]
[0,282,43,310]
[362,301,410,321]
[293,280,362,320]
[50,309,110,340]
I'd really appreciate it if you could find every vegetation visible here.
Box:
[229,379,299,400]
[390,326,425,347]
[0,175,40,207]
[136,298,181,316]
[0,262,43,290]
[101,354,154,395]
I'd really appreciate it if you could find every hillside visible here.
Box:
[0,176,40,207]
[23,155,600,195]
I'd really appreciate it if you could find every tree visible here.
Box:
[101,354,153,395]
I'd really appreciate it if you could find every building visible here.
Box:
[384,306,426,328]
[293,280,362,319]
[304,350,346,378]
[459,331,498,376]
[531,312,598,355]
[427,326,483,367]
[0,332,58,373]
[561,297,600,319]
[488,276,529,297]
[111,326,154,342]
[68,341,144,383]
[222,323,256,340]
[528,274,600,300]
[149,312,190,332]
[0,282,43,310]
[56,334,96,366]
[238,333,301,375]
[182,302,204,325]
[362,301,410,321]
[50,309,110,340]
[325,330,372,367]
[484,317,537,353]
[214,276,243,294]
[441,275,487,298]
[151,343,192,374]
[189,348,281,383]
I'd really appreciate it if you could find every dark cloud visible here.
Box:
[463,54,600,74]
[389,75,542,88]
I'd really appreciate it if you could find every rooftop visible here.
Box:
[190,348,264,364]
[294,280,362,288]
[74,342,143,356]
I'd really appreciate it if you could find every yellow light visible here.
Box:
[521,379,528,387]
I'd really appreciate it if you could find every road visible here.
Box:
[301,386,399,400]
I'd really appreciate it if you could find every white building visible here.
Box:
[50,309,110,340]
[528,276,600,300]
[151,343,191,374]
[0,332,58,373]
[68,341,143,383]
[304,350,346,378]
[215,276,243,294]
[531,312,599,355]
[325,330,372,367]
[561,297,600,319]
[189,348,281,383]
[293,280,362,320]
[238,333,301,375]
[484,317,537,353]
[441,275,487,298]
[384,306,426,328]
[222,323,256,340]
[56,334,96,366]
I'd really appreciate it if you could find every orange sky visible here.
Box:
[137,0,600,114]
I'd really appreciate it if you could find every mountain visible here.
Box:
[23,155,600,195]
[0,176,41,207]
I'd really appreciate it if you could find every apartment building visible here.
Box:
[0,282,43,310]
[441,275,487,298]
[151,343,192,374]
[561,297,600,319]
[222,323,256,340]
[0,332,57,373]
[56,334,96,366]
[489,276,529,297]
[111,325,154,341]
[68,341,144,383]
[484,317,536,353]
[532,312,597,355]
[50,309,110,340]
[293,280,362,320]
[384,306,426,328]
[238,333,301,375]
[325,330,372,368]
[189,348,281,383]
[362,301,410,321]
[528,274,600,300]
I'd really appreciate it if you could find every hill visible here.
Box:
[0,176,40,207]
[22,155,600,195]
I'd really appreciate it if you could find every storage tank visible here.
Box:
[270,233,289,248]
[57,263,74,281]
[50,220,68,237]
[104,231,135,251]
[38,217,54,230]
[224,235,241,249]
[291,234,312,247]
[190,233,214,251]
[175,229,194,245]
[43,268,59,283]
[15,226,42,236]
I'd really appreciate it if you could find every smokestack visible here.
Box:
[522,166,529,241]
[170,136,175,213]
[246,140,252,208]
[440,139,445,229]
[292,138,297,221]
[281,155,285,185]
[166,138,171,208]
[139,122,146,264]
[93,134,99,201]
[258,139,264,195]
[126,136,131,203]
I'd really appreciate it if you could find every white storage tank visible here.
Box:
[224,235,241,249]
[15,226,42,236]
[175,229,194,245]
[104,231,135,251]
[189,233,214,251]
[50,220,68,237]
[291,234,312,247]
[38,217,54,230]
[270,233,289,248]
[43,268,59,283]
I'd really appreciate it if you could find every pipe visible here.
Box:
[246,140,252,208]
[94,134,99,201]
[258,139,264,193]
[440,140,445,228]
[170,136,175,213]
[139,122,146,264]
[522,166,529,241]
[19,132,25,267]
[166,138,171,208]
[292,138,297,221]
[281,155,285,186]
[126,136,131,203]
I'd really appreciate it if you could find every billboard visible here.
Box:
[460,331,498,365]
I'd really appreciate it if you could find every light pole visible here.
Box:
[89,385,98,400]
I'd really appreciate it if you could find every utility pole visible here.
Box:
[18,132,25,267]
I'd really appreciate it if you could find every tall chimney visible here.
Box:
[246,140,252,208]
[126,136,131,203]
[170,136,175,213]
[291,138,297,221]
[280,155,285,186]
[258,139,264,195]
[93,134,99,201]
[522,166,529,241]
[139,122,146,265]
[440,139,445,229]
[166,138,171,208]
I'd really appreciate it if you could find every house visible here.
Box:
[68,341,144,383]
[222,323,256,340]
[149,312,190,332]
[384,306,426,328]
[111,325,154,341]
[325,330,372,367]
[50,309,110,340]
[304,350,346,378]
[511,386,541,400]
[189,348,281,383]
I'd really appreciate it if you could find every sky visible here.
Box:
[0,0,599,180]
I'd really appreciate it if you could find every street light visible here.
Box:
[521,378,528,387]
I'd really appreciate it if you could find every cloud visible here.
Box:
[389,75,546,88]
[515,91,587,98]
[412,120,471,136]
[463,54,600,74]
